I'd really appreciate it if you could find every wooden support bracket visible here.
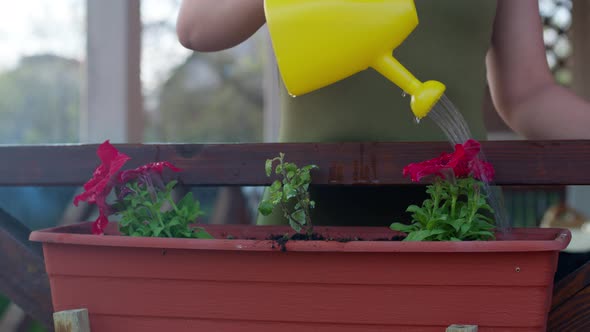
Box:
[54,309,90,332]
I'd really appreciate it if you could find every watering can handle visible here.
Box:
[372,54,446,119]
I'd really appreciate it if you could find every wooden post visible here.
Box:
[83,0,143,144]
[446,325,478,332]
[262,26,281,143]
[53,309,91,332]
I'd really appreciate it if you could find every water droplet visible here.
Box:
[414,117,421,124]
[288,92,297,98]
[401,91,407,98]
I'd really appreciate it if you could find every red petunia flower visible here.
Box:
[453,139,494,182]
[403,139,495,183]
[118,161,182,183]
[470,158,495,182]
[91,213,110,235]
[73,140,130,234]
[403,151,460,182]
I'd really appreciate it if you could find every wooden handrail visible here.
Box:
[0,140,588,186]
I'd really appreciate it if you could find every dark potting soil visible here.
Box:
[222,232,404,251]
[267,233,404,251]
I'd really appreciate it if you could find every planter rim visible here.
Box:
[30,223,571,253]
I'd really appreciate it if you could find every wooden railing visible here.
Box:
[1,140,589,331]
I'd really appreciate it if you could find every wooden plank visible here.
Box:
[548,284,590,331]
[54,309,90,332]
[0,208,53,329]
[0,141,589,186]
[548,252,590,331]
[551,260,590,310]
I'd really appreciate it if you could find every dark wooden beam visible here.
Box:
[0,141,589,186]
[549,260,590,331]
[0,208,53,330]
[552,260,590,310]
[549,284,590,331]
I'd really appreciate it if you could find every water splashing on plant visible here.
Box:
[426,95,511,233]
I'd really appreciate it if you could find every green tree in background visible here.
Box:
[146,50,264,143]
[0,54,80,144]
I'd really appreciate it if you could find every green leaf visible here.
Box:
[258,200,274,216]
[152,226,165,237]
[165,180,178,191]
[193,228,214,239]
[167,218,181,228]
[426,217,445,231]
[390,222,416,233]
[404,230,434,242]
[475,213,494,223]
[405,205,423,213]
[270,180,282,191]
[284,163,298,174]
[283,184,297,200]
[269,190,283,205]
[291,209,306,226]
[176,192,193,210]
[466,231,495,240]
[265,159,273,177]
[448,218,465,232]
[289,219,302,233]
[478,203,495,213]
[404,228,448,242]
[300,172,311,184]
[302,165,318,172]
[460,222,471,235]
[474,219,495,230]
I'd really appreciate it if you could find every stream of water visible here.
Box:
[427,94,511,233]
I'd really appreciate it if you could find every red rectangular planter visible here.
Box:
[30,223,570,331]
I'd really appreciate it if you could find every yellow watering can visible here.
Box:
[264,0,445,119]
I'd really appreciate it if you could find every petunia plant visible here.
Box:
[74,140,212,239]
[390,139,496,241]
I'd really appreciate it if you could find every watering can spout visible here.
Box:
[265,0,446,119]
[371,54,445,119]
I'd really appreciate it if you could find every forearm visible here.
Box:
[486,0,590,139]
[496,84,590,140]
[177,0,265,52]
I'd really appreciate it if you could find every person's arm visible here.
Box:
[486,0,590,139]
[176,0,265,52]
